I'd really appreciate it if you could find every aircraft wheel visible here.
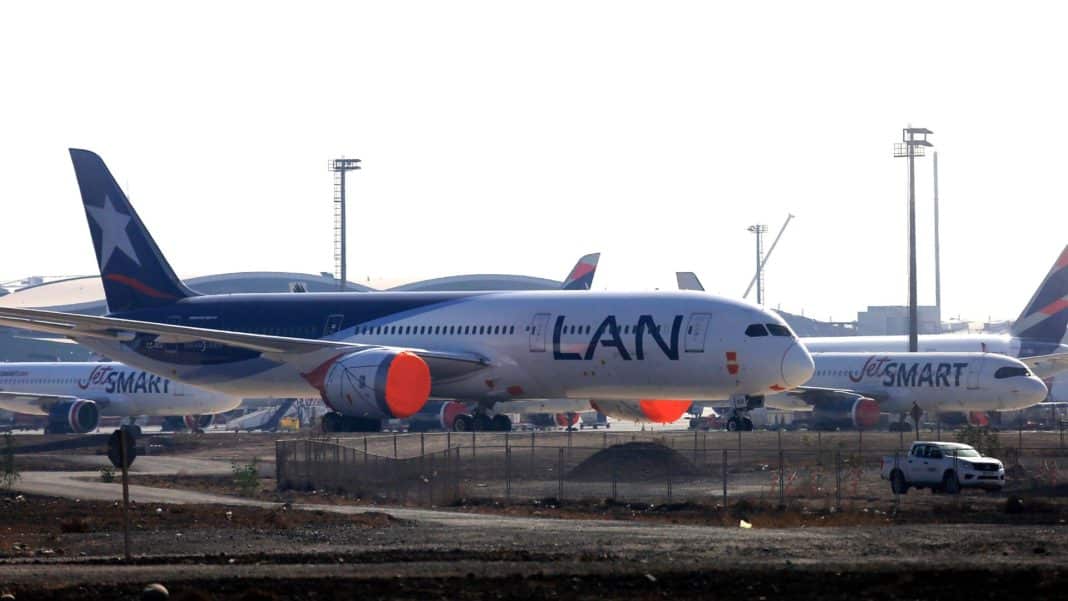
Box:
[742,418,755,431]
[452,414,474,432]
[491,414,512,432]
[726,417,740,432]
[321,412,341,433]
[473,413,493,431]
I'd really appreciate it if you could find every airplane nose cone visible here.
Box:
[781,342,815,388]
[1022,377,1050,406]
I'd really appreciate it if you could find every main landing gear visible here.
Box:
[321,412,382,433]
[452,411,512,432]
[726,415,754,432]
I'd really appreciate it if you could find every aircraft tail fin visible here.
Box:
[1011,244,1068,343]
[561,253,600,290]
[69,149,197,313]
[676,271,706,292]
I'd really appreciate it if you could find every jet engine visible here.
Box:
[406,401,468,431]
[809,395,880,430]
[46,399,99,434]
[322,349,431,419]
[183,414,215,430]
[590,399,692,424]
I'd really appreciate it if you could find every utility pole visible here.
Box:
[894,127,933,352]
[933,151,942,333]
[744,214,794,300]
[747,224,768,305]
[329,158,362,291]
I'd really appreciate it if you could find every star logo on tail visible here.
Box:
[86,194,141,269]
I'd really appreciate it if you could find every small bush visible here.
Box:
[232,458,260,497]
[0,433,18,489]
[59,517,91,533]
[956,426,1003,458]
[99,465,115,483]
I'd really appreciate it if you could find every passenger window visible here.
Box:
[509,326,515,335]
[745,324,769,337]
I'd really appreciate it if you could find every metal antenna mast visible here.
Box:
[328,158,362,291]
[933,151,942,333]
[747,224,769,305]
[894,127,933,352]
[744,214,794,300]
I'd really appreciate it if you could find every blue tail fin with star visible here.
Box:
[69,149,197,314]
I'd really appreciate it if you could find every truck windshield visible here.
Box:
[942,448,980,458]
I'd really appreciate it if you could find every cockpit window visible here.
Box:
[745,324,769,337]
[994,366,1030,379]
[766,324,793,337]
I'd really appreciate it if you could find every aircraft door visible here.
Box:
[966,355,984,390]
[172,379,186,397]
[323,314,344,337]
[685,313,713,353]
[529,313,550,352]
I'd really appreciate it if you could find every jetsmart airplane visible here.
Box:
[765,352,1047,431]
[0,362,240,434]
[0,150,815,433]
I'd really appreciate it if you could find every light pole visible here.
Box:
[894,127,933,352]
[328,158,362,291]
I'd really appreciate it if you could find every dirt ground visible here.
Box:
[2,430,1068,599]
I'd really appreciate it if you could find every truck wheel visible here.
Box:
[941,470,961,495]
[890,470,909,495]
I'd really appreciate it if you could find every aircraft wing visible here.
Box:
[781,386,889,405]
[0,391,88,416]
[0,307,489,378]
[1020,353,1068,380]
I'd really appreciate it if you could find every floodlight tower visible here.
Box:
[747,224,769,306]
[893,127,933,352]
[329,158,362,291]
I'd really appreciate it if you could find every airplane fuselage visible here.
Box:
[83,290,814,404]
[0,362,241,417]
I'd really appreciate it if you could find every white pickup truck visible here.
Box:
[881,442,1005,494]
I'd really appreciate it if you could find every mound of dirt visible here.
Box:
[567,442,698,482]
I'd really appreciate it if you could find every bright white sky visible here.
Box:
[1,1,1065,323]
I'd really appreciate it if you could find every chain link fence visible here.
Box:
[276,429,1068,508]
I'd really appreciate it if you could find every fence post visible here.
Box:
[363,436,368,466]
[472,430,476,458]
[693,429,699,465]
[393,434,398,459]
[557,448,565,500]
[721,449,728,508]
[817,431,822,466]
[429,451,436,506]
[420,432,425,456]
[778,449,785,507]
[603,431,607,449]
[611,460,618,502]
[454,446,461,501]
[447,430,452,451]
[530,430,536,473]
[835,451,842,508]
[505,445,512,503]
[666,447,673,504]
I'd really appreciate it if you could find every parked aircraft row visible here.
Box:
[0,149,1062,435]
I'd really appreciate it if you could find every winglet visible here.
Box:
[69,149,196,313]
[561,253,600,290]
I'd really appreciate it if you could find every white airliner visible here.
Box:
[676,263,1068,428]
[0,362,241,433]
[763,352,1048,431]
[0,150,816,432]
